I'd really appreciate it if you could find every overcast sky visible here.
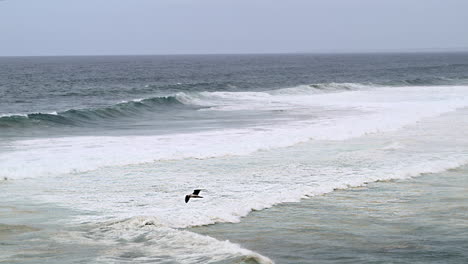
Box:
[1,0,467,56]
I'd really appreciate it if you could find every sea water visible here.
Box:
[1,53,467,263]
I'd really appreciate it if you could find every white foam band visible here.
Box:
[2,85,468,179]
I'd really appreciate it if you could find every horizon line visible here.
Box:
[1,48,468,58]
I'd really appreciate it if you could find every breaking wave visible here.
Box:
[0,82,371,130]
[0,95,191,129]
[2,81,468,133]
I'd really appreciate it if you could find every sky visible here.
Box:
[0,0,467,56]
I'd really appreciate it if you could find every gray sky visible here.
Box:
[1,0,467,56]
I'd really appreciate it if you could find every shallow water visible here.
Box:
[192,167,468,264]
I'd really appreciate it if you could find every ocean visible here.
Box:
[1,53,467,263]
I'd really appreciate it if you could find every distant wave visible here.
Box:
[306,77,467,89]
[270,78,468,95]
[270,82,372,95]
[56,81,242,97]
[390,77,468,86]
[385,63,468,73]
[50,76,468,101]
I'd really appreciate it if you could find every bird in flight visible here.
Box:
[185,189,204,203]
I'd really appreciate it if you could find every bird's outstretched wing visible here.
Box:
[185,195,190,203]
[192,189,202,195]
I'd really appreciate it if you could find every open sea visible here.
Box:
[1,53,467,263]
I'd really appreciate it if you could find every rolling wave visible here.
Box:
[0,95,191,129]
[0,82,367,130]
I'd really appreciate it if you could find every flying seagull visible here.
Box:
[185,189,203,203]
